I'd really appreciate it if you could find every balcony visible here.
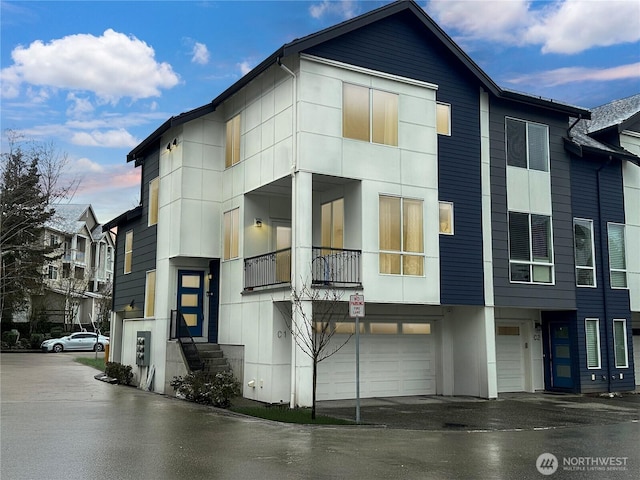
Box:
[244,247,361,291]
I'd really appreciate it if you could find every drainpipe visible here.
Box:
[596,156,613,392]
[278,57,298,408]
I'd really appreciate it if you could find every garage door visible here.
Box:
[496,324,525,392]
[634,336,640,386]
[316,321,436,401]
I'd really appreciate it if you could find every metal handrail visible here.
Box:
[170,310,204,371]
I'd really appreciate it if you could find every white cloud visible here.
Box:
[66,93,94,118]
[1,29,180,102]
[74,157,105,173]
[425,0,640,54]
[70,128,139,148]
[191,42,210,65]
[506,62,640,87]
[238,61,253,76]
[309,0,360,20]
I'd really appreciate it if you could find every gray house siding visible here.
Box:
[304,10,485,305]
[490,99,576,309]
[112,149,159,314]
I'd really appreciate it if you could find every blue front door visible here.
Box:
[177,270,204,337]
[549,322,573,389]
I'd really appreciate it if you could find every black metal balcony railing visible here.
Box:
[244,247,361,290]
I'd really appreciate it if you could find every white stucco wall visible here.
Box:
[622,153,640,312]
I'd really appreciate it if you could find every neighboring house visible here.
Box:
[104,0,638,404]
[36,204,115,331]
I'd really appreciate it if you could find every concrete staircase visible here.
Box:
[195,344,231,376]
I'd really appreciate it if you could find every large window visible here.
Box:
[321,198,344,249]
[148,177,159,226]
[144,270,156,318]
[436,102,451,136]
[574,218,595,287]
[509,212,553,283]
[379,195,423,276]
[506,118,549,171]
[607,223,627,288]
[124,231,133,274]
[613,319,628,368]
[223,208,239,260]
[48,265,58,280]
[343,84,398,146]
[585,318,601,369]
[225,114,241,168]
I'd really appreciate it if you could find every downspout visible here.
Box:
[278,57,298,408]
[596,156,613,392]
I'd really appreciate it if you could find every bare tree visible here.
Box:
[277,280,352,419]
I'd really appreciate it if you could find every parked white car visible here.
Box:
[41,332,109,353]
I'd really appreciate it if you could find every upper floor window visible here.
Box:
[508,212,553,283]
[506,118,549,172]
[436,102,451,136]
[145,270,156,318]
[321,198,344,249]
[148,177,159,226]
[223,208,239,260]
[49,234,59,247]
[379,195,423,276]
[106,247,113,267]
[574,218,595,287]
[343,84,398,146]
[585,318,601,369]
[439,202,454,235]
[75,237,87,263]
[124,230,133,274]
[613,319,628,368]
[225,114,241,168]
[48,265,58,280]
[607,223,627,288]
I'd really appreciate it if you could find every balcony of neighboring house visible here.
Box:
[242,174,362,292]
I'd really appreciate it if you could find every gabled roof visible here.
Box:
[102,205,143,232]
[584,93,640,135]
[127,0,590,163]
[46,204,92,236]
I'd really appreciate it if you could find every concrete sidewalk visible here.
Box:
[315,392,640,431]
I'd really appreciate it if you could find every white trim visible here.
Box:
[607,222,628,289]
[585,318,601,370]
[301,53,439,90]
[613,319,629,368]
[573,217,597,288]
[622,129,640,139]
[480,89,494,307]
[144,269,156,318]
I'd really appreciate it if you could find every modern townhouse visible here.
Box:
[39,204,115,330]
[104,0,638,405]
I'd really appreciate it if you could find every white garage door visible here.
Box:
[634,336,640,386]
[496,324,525,393]
[316,322,436,401]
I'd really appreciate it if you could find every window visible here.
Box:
[607,223,627,288]
[144,270,156,318]
[49,234,59,247]
[436,102,451,136]
[48,265,58,280]
[124,231,133,274]
[574,218,595,287]
[225,114,241,167]
[148,177,159,226]
[439,202,454,235]
[506,118,549,171]
[343,84,398,146]
[613,319,628,368]
[509,212,553,283]
[379,195,423,276]
[223,208,239,260]
[585,319,601,369]
[321,198,344,249]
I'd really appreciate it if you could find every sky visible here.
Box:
[1,0,639,223]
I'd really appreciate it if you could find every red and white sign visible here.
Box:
[349,294,365,318]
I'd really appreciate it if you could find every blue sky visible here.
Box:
[1,0,639,222]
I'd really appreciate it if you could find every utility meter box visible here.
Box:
[136,331,151,367]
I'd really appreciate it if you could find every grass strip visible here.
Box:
[75,357,105,371]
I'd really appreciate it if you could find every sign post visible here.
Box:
[349,294,365,423]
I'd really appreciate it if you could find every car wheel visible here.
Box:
[53,344,63,353]
[94,343,104,352]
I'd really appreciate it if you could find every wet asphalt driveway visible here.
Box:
[2,352,639,480]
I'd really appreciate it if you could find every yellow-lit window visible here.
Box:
[370,323,398,334]
[439,202,454,235]
[124,231,133,274]
[144,270,156,317]
[343,84,397,146]
[148,177,159,226]
[223,208,239,260]
[321,198,344,250]
[379,195,423,275]
[225,114,241,168]
[436,102,451,136]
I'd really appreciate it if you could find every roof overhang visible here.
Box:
[102,205,143,232]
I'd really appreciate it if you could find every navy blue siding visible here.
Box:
[112,150,159,315]
[571,156,634,392]
[305,10,484,305]
[490,99,576,309]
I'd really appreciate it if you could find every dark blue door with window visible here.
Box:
[177,270,204,337]
[549,322,574,389]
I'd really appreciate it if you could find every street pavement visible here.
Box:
[2,352,639,480]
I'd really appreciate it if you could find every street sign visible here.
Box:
[349,294,365,318]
